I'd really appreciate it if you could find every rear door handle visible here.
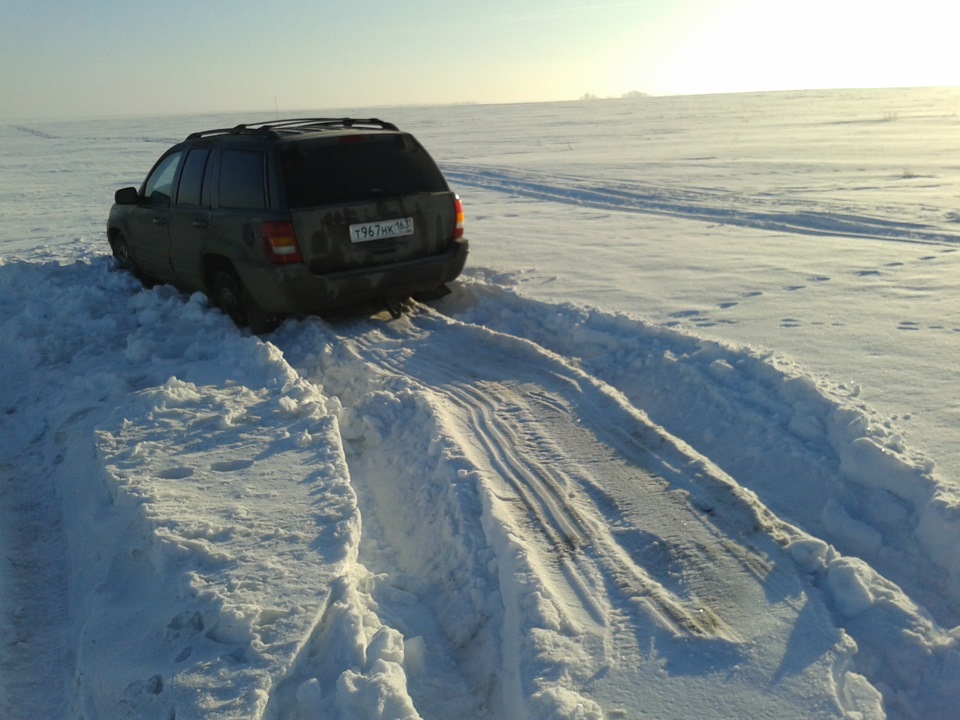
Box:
[152,216,166,226]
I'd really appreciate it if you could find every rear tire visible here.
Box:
[210,270,278,334]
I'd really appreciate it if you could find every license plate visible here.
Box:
[349,217,414,243]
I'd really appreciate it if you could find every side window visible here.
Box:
[143,151,183,206]
[219,150,266,209]
[176,148,210,207]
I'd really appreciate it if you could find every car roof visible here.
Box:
[184,118,400,142]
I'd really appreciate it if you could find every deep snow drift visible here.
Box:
[1,88,959,719]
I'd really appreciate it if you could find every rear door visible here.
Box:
[279,133,456,273]
[168,146,214,289]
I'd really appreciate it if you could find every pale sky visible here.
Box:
[1,0,958,120]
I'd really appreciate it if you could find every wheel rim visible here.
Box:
[114,240,133,269]
[214,275,249,327]
[218,287,241,322]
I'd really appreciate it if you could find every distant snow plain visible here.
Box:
[1,87,958,719]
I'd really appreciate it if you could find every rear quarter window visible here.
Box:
[219,149,267,209]
[280,133,448,209]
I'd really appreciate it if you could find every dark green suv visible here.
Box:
[107,118,468,331]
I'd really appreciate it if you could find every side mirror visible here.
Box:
[114,186,139,205]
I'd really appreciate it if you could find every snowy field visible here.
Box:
[1,87,959,719]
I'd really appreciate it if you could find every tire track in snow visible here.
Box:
[279,314,767,717]
[294,308,809,706]
[425,375,733,642]
[444,164,960,246]
[282,299,941,718]
[447,285,960,631]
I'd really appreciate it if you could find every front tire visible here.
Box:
[112,232,139,275]
[210,270,278,334]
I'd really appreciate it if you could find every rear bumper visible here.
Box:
[240,238,468,315]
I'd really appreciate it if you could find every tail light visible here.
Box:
[261,221,302,265]
[453,195,465,239]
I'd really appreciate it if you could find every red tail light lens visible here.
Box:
[453,195,464,239]
[261,221,302,265]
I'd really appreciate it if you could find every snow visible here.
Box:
[1,87,959,719]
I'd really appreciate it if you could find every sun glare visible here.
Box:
[621,0,960,97]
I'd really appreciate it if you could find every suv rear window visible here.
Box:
[280,133,448,209]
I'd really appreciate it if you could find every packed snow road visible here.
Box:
[275,307,802,715]
[274,294,960,719]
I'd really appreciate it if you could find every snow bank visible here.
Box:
[0,256,422,718]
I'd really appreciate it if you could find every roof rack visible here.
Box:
[185,117,399,140]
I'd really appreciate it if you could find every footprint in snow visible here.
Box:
[898,321,960,333]
[125,674,164,697]
[211,459,254,472]
[157,467,193,480]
